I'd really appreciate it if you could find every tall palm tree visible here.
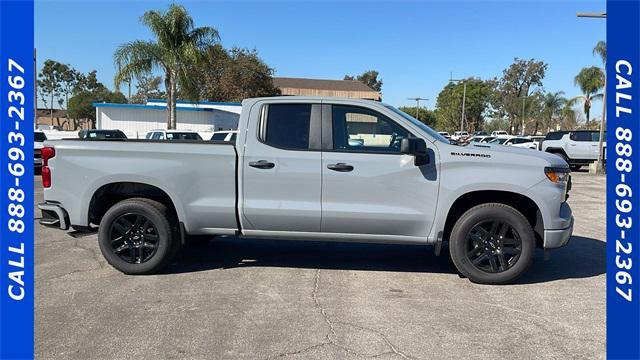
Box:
[593,40,607,173]
[114,4,219,129]
[571,66,604,129]
[541,91,566,132]
[593,40,606,64]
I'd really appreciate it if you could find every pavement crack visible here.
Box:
[312,269,420,360]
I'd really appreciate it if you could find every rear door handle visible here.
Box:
[249,160,275,169]
[327,163,354,172]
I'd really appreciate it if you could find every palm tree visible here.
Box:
[541,91,566,132]
[593,40,607,173]
[114,4,219,129]
[571,66,604,129]
[593,40,606,64]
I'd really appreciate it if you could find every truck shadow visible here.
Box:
[164,235,605,284]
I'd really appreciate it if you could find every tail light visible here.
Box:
[42,166,51,188]
[41,146,55,166]
[41,146,55,188]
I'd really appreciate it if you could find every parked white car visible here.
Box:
[437,131,451,139]
[541,130,606,170]
[468,136,495,144]
[489,136,537,149]
[34,131,47,168]
[145,129,203,141]
[451,131,469,141]
[491,130,509,137]
[210,130,238,142]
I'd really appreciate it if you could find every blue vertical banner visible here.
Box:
[607,0,640,359]
[0,0,35,359]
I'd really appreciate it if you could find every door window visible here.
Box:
[262,104,312,150]
[332,105,410,153]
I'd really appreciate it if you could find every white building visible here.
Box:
[93,99,241,139]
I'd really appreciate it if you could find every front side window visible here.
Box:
[332,105,410,153]
[152,132,163,140]
[263,104,312,150]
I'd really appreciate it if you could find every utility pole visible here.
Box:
[408,97,428,120]
[577,11,606,174]
[450,74,467,132]
[518,95,534,135]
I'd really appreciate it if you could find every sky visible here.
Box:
[35,0,606,119]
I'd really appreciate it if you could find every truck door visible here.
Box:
[320,104,438,238]
[570,131,596,159]
[241,102,322,232]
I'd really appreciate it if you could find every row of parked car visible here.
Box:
[436,129,605,170]
[34,129,238,169]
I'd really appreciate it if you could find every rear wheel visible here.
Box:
[449,203,535,285]
[98,198,179,274]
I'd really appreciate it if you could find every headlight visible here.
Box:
[544,166,571,183]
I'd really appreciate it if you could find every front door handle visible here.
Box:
[249,160,275,169]
[327,163,354,172]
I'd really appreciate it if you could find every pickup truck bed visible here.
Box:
[43,139,239,235]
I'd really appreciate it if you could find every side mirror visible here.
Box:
[401,138,429,166]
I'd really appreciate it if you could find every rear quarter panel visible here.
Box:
[43,140,237,234]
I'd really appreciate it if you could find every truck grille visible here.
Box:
[34,149,41,159]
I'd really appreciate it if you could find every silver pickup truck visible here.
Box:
[39,96,573,284]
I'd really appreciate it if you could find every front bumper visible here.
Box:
[37,202,69,230]
[543,216,574,249]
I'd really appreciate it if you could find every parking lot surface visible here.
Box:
[35,172,605,359]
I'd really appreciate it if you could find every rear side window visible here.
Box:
[571,131,601,142]
[263,104,311,150]
[545,131,566,140]
[211,133,228,141]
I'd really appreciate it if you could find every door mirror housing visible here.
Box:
[401,138,429,166]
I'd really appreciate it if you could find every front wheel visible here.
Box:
[449,203,535,285]
[98,198,180,275]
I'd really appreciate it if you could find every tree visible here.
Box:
[197,46,280,102]
[492,58,547,134]
[68,70,127,129]
[571,66,604,129]
[130,74,166,104]
[57,64,82,111]
[593,40,607,173]
[540,91,567,132]
[37,60,64,125]
[434,78,495,132]
[68,89,127,129]
[398,106,436,127]
[344,70,383,92]
[114,3,220,129]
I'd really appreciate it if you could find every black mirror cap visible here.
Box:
[401,138,427,154]
[401,138,429,166]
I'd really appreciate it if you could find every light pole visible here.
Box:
[408,97,428,120]
[577,11,607,174]
[450,75,467,132]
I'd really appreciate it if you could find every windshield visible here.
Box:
[384,105,449,143]
[489,137,509,144]
[166,132,202,140]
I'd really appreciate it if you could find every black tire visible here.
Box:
[98,198,180,275]
[449,203,535,285]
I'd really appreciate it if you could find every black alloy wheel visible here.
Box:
[109,213,160,264]
[465,220,522,273]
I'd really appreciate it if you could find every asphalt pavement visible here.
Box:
[35,171,605,359]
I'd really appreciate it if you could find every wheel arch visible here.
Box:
[442,190,544,246]
[88,182,182,227]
